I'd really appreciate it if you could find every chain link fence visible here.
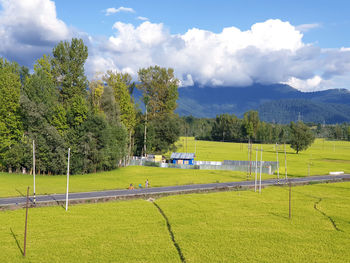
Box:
[129,157,278,174]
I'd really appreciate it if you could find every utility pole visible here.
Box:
[323,138,325,151]
[250,140,252,177]
[297,112,302,122]
[33,140,36,205]
[185,126,188,153]
[143,104,147,157]
[23,186,29,257]
[259,145,263,193]
[194,138,196,155]
[289,181,292,220]
[284,143,288,180]
[276,143,279,184]
[247,142,249,179]
[255,148,258,192]
[65,148,70,211]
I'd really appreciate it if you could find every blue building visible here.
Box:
[170,153,195,165]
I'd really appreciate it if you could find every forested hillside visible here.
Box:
[175,84,350,123]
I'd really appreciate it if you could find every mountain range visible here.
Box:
[175,84,350,124]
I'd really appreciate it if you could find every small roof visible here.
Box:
[170,152,195,159]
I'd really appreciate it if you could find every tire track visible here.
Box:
[152,201,186,263]
[314,198,342,232]
[285,188,343,232]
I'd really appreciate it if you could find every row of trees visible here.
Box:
[181,111,315,153]
[0,38,181,174]
[315,123,350,140]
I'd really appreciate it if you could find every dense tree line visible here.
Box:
[180,111,316,153]
[181,111,289,144]
[315,123,350,140]
[0,39,180,174]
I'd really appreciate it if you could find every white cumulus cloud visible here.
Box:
[284,75,323,91]
[105,7,135,16]
[88,19,308,87]
[296,23,321,33]
[137,16,149,21]
[0,0,72,66]
[0,1,349,92]
[86,19,350,91]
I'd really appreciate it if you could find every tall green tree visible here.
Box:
[103,71,137,160]
[103,71,136,131]
[135,66,180,155]
[243,110,260,141]
[100,85,120,124]
[289,121,315,154]
[51,38,88,102]
[89,78,105,114]
[19,57,68,174]
[211,114,241,142]
[0,59,23,168]
[138,66,179,118]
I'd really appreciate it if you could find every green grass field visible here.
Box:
[0,167,261,198]
[1,182,349,262]
[1,138,350,198]
[173,137,350,178]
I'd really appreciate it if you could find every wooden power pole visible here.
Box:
[289,181,292,220]
[23,186,30,257]
[65,148,71,211]
[143,105,147,157]
[284,143,288,180]
[276,143,279,184]
[33,140,36,205]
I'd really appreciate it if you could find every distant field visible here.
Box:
[1,138,350,198]
[1,182,349,262]
[172,137,350,177]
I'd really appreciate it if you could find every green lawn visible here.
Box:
[1,138,350,198]
[1,182,349,262]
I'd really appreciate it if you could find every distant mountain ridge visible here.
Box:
[175,84,350,123]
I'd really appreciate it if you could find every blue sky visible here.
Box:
[1,0,350,91]
[54,0,350,48]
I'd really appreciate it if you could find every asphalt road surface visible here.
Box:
[1,174,350,207]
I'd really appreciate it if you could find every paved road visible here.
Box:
[1,174,350,207]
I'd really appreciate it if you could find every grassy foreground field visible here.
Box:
[1,182,349,262]
[1,138,350,198]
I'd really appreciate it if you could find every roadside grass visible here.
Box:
[0,167,265,198]
[1,138,350,198]
[1,182,349,262]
